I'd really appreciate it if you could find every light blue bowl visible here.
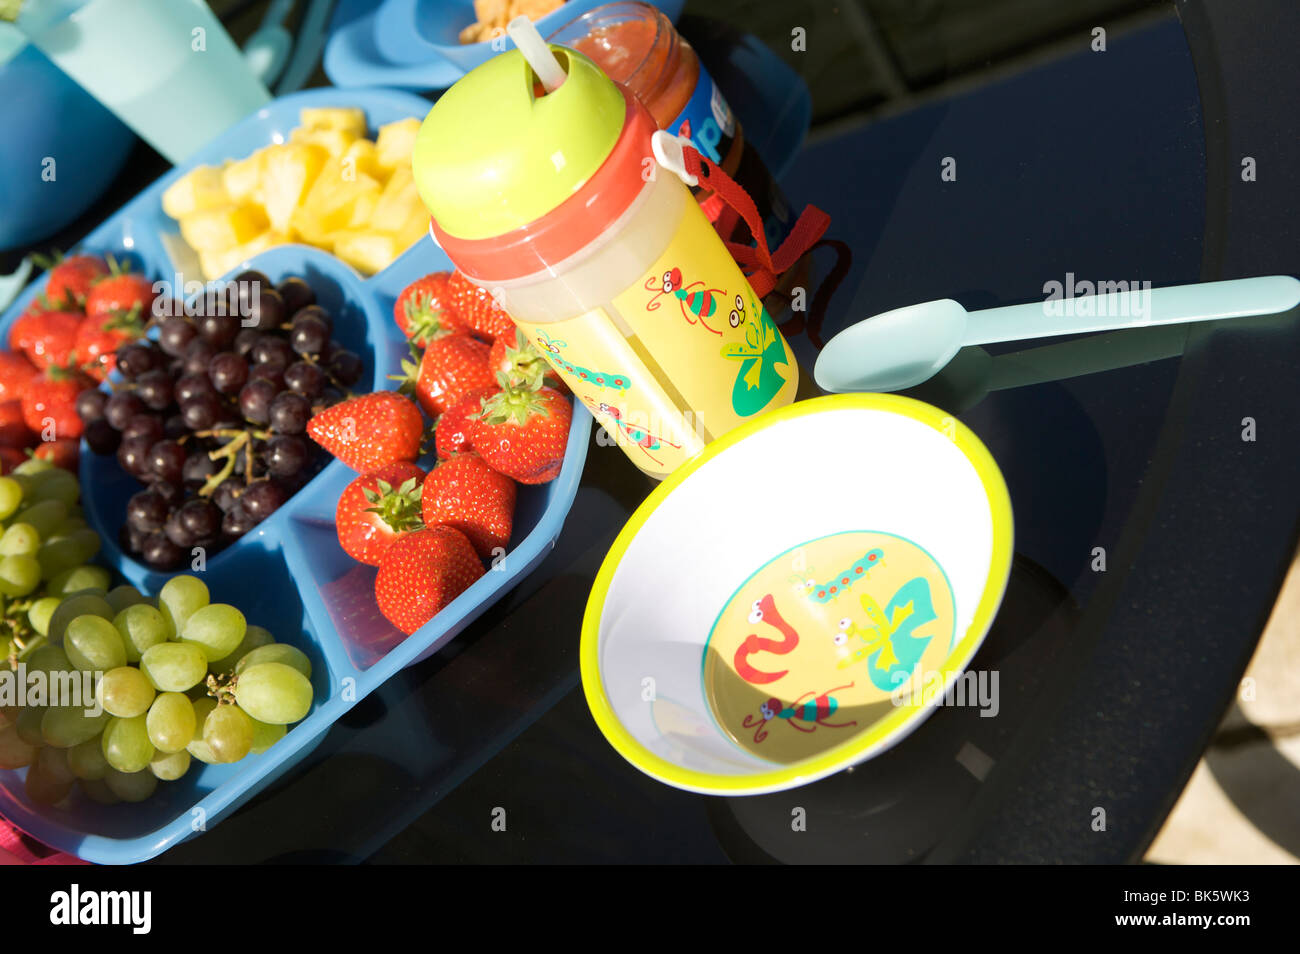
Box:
[0,32,136,251]
[0,86,591,864]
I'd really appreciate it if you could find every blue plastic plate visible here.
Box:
[0,86,591,864]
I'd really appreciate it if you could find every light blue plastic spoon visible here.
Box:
[814,275,1300,393]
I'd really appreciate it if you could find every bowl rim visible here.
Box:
[580,392,1015,795]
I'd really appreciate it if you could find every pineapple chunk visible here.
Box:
[162,165,229,219]
[332,230,402,275]
[369,164,421,233]
[349,190,381,229]
[260,143,328,234]
[179,203,269,252]
[290,125,358,159]
[222,150,266,204]
[342,139,384,182]
[287,207,333,249]
[393,205,432,251]
[301,158,383,232]
[298,107,367,137]
[199,230,289,281]
[374,117,421,174]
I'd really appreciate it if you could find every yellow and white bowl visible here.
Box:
[581,393,1014,795]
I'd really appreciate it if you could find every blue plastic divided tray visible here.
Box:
[0,87,592,864]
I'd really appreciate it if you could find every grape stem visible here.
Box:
[197,431,252,498]
[205,672,238,705]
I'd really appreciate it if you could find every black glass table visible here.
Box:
[5,0,1297,865]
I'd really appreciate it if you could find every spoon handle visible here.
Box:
[962,275,1300,346]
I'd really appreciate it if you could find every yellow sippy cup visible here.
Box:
[412,19,799,479]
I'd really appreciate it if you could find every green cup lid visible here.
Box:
[413,47,626,241]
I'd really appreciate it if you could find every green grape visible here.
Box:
[51,516,88,538]
[98,666,155,718]
[0,554,41,597]
[104,767,157,803]
[64,614,128,672]
[180,603,245,662]
[235,643,312,679]
[187,697,219,764]
[39,531,103,583]
[0,722,39,769]
[80,777,120,804]
[15,704,47,745]
[149,749,191,781]
[248,717,286,755]
[38,740,75,782]
[27,468,78,507]
[203,703,253,763]
[208,624,275,675]
[232,662,313,725]
[114,603,169,663]
[25,643,72,676]
[67,735,110,780]
[158,575,209,639]
[12,499,67,539]
[40,706,109,748]
[145,692,196,754]
[0,475,22,520]
[140,642,206,692]
[0,523,40,557]
[100,715,154,773]
[105,585,147,616]
[47,593,114,645]
[26,759,74,804]
[27,596,61,637]
[12,456,54,477]
[48,564,111,598]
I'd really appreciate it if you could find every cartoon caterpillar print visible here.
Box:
[741,683,858,743]
[644,267,730,336]
[534,332,630,391]
[791,548,886,603]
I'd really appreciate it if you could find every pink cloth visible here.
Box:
[0,815,88,865]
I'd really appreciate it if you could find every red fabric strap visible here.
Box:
[681,144,831,299]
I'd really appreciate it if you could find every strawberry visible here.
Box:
[421,453,516,560]
[374,525,485,635]
[41,254,108,309]
[306,391,425,472]
[435,384,498,460]
[447,271,515,341]
[8,299,49,353]
[21,366,90,439]
[406,334,493,418]
[0,402,34,448]
[488,326,568,393]
[335,461,427,566]
[33,438,79,471]
[75,307,146,381]
[0,352,38,403]
[394,272,467,347]
[17,310,81,370]
[0,448,25,474]
[84,260,156,323]
[468,382,572,484]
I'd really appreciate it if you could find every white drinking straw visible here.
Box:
[507,15,566,92]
